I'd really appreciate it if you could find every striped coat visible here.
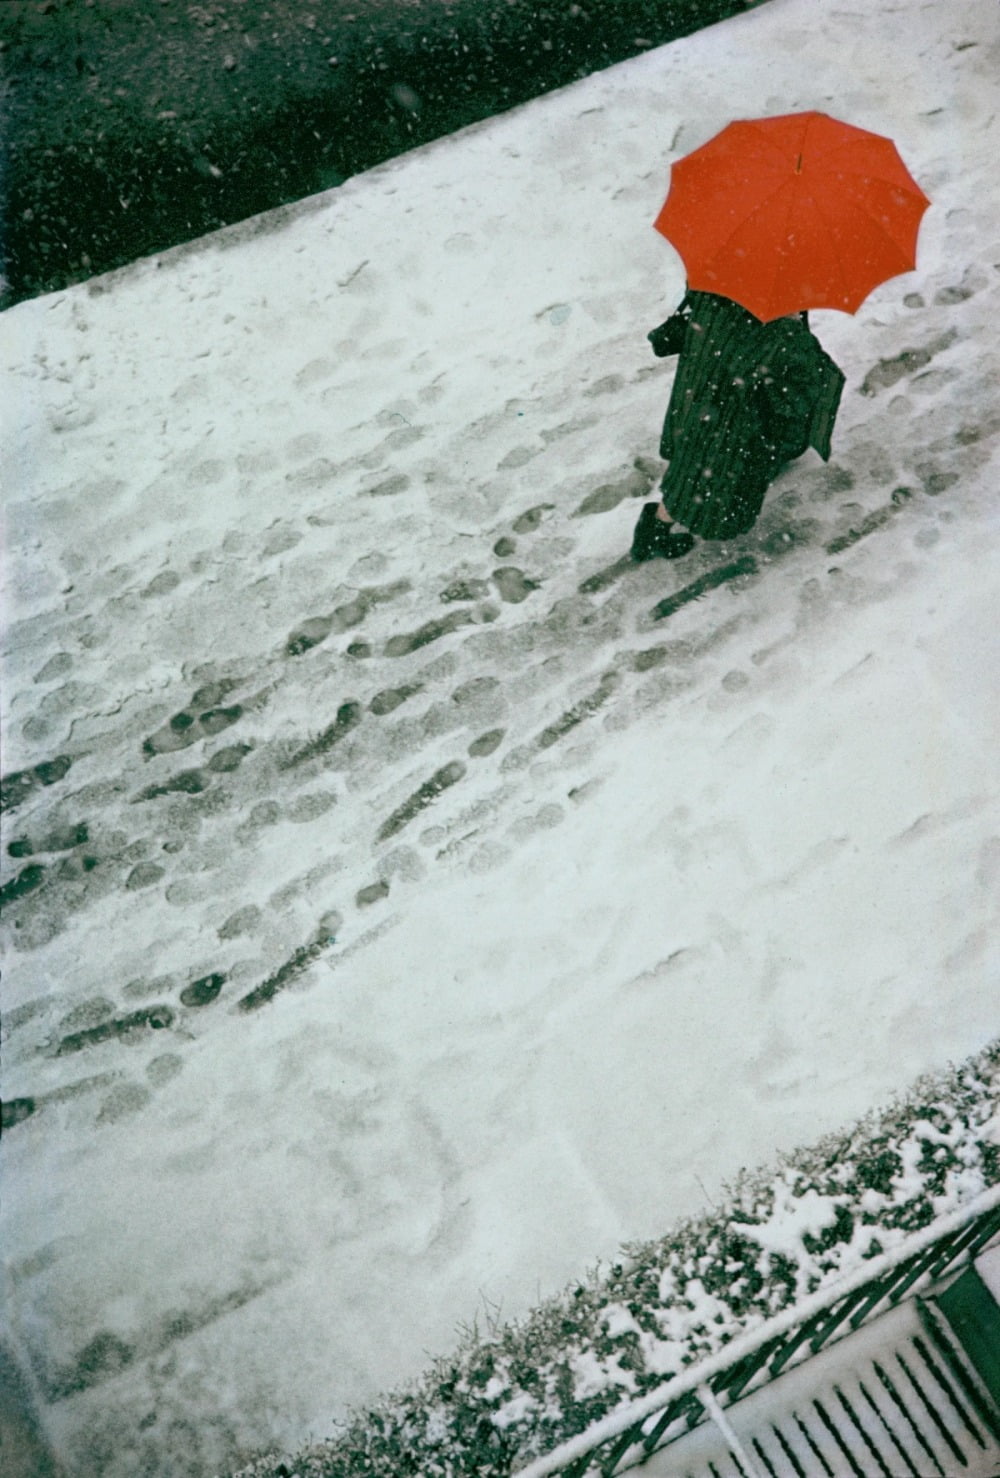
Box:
[649,290,845,539]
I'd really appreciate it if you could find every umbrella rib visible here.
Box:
[762,178,801,318]
[813,132,922,173]
[695,177,804,314]
[699,177,799,274]
[740,117,808,166]
[794,120,924,184]
[827,174,927,262]
[820,163,928,199]
[792,185,854,308]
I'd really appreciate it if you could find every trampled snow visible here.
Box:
[1,0,998,1473]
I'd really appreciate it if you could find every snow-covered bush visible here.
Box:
[225,1039,999,1478]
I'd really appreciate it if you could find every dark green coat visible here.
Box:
[649,290,845,539]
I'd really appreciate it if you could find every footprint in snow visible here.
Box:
[492,567,538,603]
[511,503,554,534]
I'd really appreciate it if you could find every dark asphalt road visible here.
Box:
[0,0,763,309]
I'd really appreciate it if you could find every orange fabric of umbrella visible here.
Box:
[654,111,930,323]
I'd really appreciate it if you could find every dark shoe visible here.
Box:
[630,503,696,562]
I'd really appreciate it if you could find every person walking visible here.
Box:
[631,288,844,561]
[633,110,929,562]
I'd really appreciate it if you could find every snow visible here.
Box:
[737,1180,842,1260]
[569,1348,637,1403]
[1,0,999,1473]
[602,1304,643,1340]
[491,1391,542,1431]
[652,1277,737,1343]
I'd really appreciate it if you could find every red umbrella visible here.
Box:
[654,111,930,322]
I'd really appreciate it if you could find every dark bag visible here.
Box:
[648,295,693,358]
[753,321,845,463]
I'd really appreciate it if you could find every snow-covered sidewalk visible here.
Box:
[2,0,998,1474]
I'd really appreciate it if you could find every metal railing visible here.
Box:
[514,1183,1000,1478]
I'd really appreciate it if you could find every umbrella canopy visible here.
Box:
[654,111,930,322]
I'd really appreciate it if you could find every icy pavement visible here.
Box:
[2,0,999,1473]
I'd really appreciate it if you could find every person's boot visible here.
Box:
[630,503,696,562]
